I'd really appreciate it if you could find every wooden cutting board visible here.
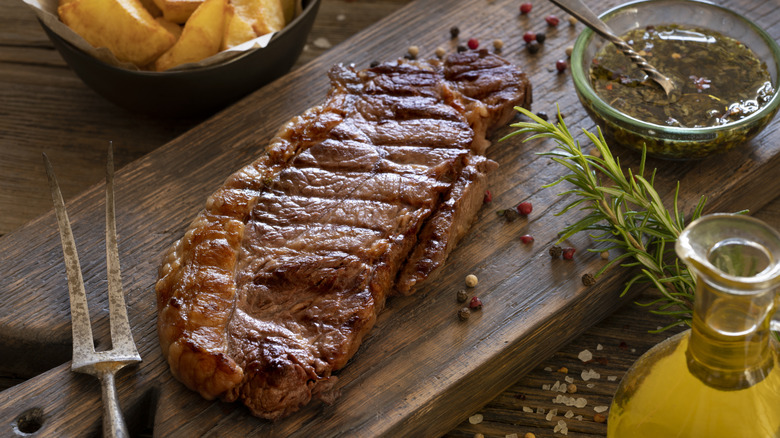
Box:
[2,0,779,436]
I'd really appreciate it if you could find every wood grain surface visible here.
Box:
[1,0,779,437]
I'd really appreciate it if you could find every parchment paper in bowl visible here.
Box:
[23,0,303,72]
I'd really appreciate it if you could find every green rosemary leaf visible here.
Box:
[504,106,705,332]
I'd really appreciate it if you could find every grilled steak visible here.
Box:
[156,50,532,420]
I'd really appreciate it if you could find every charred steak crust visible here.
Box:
[156,50,531,420]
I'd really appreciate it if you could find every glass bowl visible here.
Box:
[570,0,780,160]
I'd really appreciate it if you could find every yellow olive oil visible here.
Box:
[607,331,780,437]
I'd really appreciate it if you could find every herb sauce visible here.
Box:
[590,25,774,128]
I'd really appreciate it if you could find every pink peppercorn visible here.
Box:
[520,235,534,244]
[467,38,479,50]
[562,247,576,260]
[484,190,492,203]
[523,31,536,43]
[520,2,532,14]
[556,59,568,72]
[516,201,533,215]
[469,296,483,310]
[545,15,560,26]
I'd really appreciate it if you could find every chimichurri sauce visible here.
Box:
[590,25,774,128]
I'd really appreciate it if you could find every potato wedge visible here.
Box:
[221,4,256,50]
[58,0,176,67]
[152,0,204,23]
[231,0,284,36]
[153,0,227,71]
[279,0,294,24]
[155,17,183,41]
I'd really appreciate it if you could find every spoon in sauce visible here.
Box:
[550,0,679,99]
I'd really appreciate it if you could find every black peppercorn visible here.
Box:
[450,26,460,38]
[369,61,379,68]
[549,245,563,258]
[582,273,596,286]
[457,289,469,302]
[458,307,471,321]
[527,41,540,54]
[457,45,467,53]
[535,32,546,44]
[536,111,549,121]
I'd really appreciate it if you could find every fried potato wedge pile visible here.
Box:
[58,0,295,71]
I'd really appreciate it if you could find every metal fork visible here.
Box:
[43,145,141,438]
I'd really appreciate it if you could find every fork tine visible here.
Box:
[43,153,96,367]
[104,144,139,358]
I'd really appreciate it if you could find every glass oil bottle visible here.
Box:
[607,213,780,437]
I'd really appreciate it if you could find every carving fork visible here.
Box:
[43,146,141,438]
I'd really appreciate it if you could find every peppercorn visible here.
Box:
[498,208,521,222]
[567,383,577,394]
[467,38,479,50]
[407,45,419,58]
[549,245,563,258]
[582,273,596,286]
[556,59,568,73]
[524,433,536,438]
[458,307,471,321]
[457,289,469,303]
[523,31,536,44]
[516,201,532,215]
[465,274,478,287]
[535,32,546,44]
[568,16,578,26]
[493,39,504,50]
[563,247,576,260]
[483,190,492,203]
[519,2,532,14]
[457,45,467,53]
[469,296,483,310]
[565,45,573,57]
[600,250,610,260]
[369,61,380,68]
[594,413,607,423]
[520,234,534,244]
[545,15,560,26]
[435,46,446,58]
[527,41,540,54]
[535,111,549,121]
[450,26,460,38]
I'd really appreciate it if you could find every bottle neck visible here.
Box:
[686,276,776,390]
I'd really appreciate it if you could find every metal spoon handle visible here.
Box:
[549,0,676,96]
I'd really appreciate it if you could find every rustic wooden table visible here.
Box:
[1,0,779,437]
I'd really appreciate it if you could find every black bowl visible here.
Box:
[41,0,321,117]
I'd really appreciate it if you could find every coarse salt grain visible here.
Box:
[469,413,483,424]
[581,369,600,381]
[552,394,587,408]
[564,410,574,418]
[313,37,332,49]
[537,407,546,414]
[523,406,534,413]
[506,434,518,438]
[564,376,574,384]
[578,349,593,362]
[596,344,604,350]
[544,366,553,372]
[542,384,551,391]
[607,375,618,381]
[587,383,595,388]
[336,13,346,21]
[546,409,555,421]
[594,406,609,413]
[575,415,583,421]
[554,419,569,435]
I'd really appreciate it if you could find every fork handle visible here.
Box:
[98,369,130,438]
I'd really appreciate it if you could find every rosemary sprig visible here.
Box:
[502,107,703,330]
